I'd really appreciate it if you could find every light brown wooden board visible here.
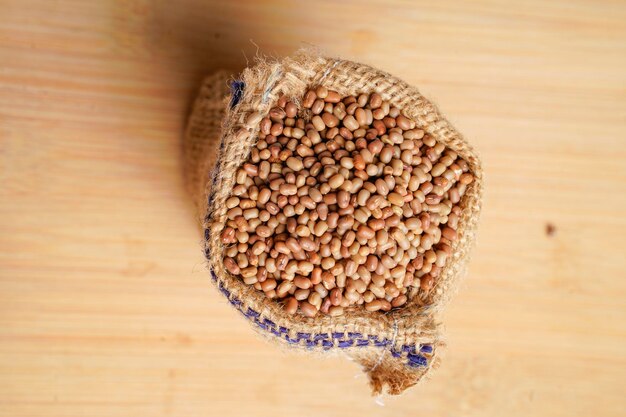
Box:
[1,1,625,415]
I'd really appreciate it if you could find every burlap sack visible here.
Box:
[183,52,483,395]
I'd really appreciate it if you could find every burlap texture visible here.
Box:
[183,52,483,395]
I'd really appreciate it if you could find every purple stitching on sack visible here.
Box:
[313,334,329,342]
[406,353,428,368]
[229,80,245,108]
[338,339,354,348]
[270,327,282,337]
[356,339,370,347]
[245,308,260,319]
[297,332,311,341]
[373,338,389,348]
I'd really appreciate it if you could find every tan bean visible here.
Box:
[254,225,271,238]
[276,280,293,297]
[328,174,345,189]
[279,183,298,196]
[284,297,298,315]
[391,295,408,308]
[420,274,434,291]
[221,227,236,244]
[396,115,412,130]
[285,237,302,253]
[356,225,375,241]
[442,226,457,241]
[365,299,383,311]
[325,90,341,103]
[343,115,359,131]
[303,90,317,108]
[285,102,298,118]
[294,276,312,289]
[300,237,316,251]
[252,241,266,255]
[460,172,474,184]
[300,301,318,317]
[431,163,446,177]
[286,157,304,171]
[261,279,276,292]
[312,115,325,131]
[329,288,343,306]
[337,190,350,208]
[321,112,339,128]
[240,266,257,278]
[375,178,389,195]
[368,218,385,231]
[224,257,240,274]
[369,93,382,109]
[388,192,405,206]
[310,99,324,115]
[314,221,328,236]
[298,261,314,274]
[308,292,322,308]
[389,131,403,144]
[315,86,328,98]
[357,189,371,206]
[340,157,354,169]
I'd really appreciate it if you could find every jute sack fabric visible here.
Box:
[183,52,483,395]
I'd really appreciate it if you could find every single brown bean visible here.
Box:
[369,93,382,109]
[365,299,382,311]
[224,257,240,274]
[396,115,412,130]
[357,225,375,240]
[285,102,298,118]
[312,115,325,131]
[300,301,318,317]
[342,115,359,131]
[375,178,389,195]
[460,173,474,184]
[328,174,345,189]
[321,112,339,128]
[442,226,457,241]
[325,90,341,103]
[294,276,312,289]
[279,183,298,196]
[284,297,298,315]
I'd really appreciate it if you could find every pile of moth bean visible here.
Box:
[220,87,474,318]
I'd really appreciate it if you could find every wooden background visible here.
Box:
[1,1,625,416]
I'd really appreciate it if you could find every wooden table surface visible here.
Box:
[1,1,625,416]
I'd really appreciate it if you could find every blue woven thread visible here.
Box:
[229,80,245,109]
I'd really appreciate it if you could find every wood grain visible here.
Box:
[1,0,625,416]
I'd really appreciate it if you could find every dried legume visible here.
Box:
[221,88,474,317]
